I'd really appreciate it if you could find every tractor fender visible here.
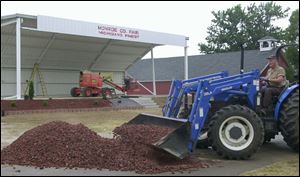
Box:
[274,84,299,120]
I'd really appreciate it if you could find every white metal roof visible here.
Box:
[1,14,188,72]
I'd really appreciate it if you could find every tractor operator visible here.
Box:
[260,55,287,115]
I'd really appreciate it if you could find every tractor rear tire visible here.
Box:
[208,105,264,160]
[280,90,299,152]
[70,87,80,97]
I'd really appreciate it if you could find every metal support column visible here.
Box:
[16,18,22,100]
[151,49,157,95]
[184,37,189,80]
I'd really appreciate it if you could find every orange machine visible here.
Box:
[70,71,127,98]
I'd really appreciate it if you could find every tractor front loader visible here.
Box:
[126,45,299,160]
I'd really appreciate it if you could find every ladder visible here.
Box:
[24,63,48,97]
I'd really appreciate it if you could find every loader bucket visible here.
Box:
[127,113,191,159]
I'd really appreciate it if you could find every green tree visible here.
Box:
[284,9,299,82]
[199,2,289,54]
[285,9,299,44]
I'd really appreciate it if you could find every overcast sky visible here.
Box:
[1,1,299,59]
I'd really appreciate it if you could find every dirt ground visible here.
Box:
[1,108,299,176]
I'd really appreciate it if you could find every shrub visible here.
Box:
[28,81,34,100]
[102,94,107,100]
[10,101,17,108]
[24,95,30,100]
[42,100,48,107]
[93,100,100,106]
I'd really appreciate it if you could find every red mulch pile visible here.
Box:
[1,99,111,111]
[1,121,216,174]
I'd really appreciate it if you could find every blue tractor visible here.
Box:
[127,45,299,159]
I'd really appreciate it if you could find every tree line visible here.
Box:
[198,2,298,81]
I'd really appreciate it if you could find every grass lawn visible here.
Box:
[152,96,194,108]
[152,96,167,107]
[241,157,299,176]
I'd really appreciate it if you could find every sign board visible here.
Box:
[37,15,187,47]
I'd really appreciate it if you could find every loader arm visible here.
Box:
[163,71,229,118]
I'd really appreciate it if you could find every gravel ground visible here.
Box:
[1,121,217,174]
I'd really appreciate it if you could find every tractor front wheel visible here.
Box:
[208,105,264,159]
[280,90,299,152]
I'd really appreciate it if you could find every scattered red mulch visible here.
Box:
[1,99,112,111]
[1,121,217,174]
